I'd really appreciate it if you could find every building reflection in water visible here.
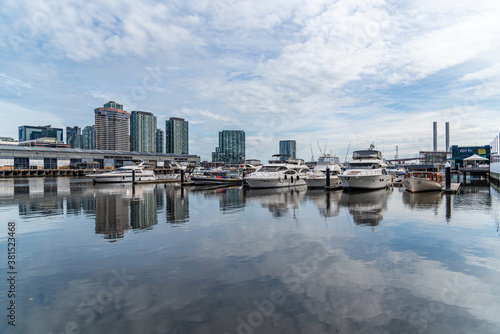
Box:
[165,185,189,224]
[243,186,307,217]
[17,178,64,218]
[94,186,131,241]
[130,184,158,229]
[193,186,245,212]
[339,188,390,227]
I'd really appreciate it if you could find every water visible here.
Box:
[1,178,500,334]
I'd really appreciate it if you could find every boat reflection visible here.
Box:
[340,188,391,227]
[306,189,342,217]
[243,185,307,217]
[402,190,443,210]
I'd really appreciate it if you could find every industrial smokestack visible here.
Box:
[433,121,437,152]
[445,122,449,152]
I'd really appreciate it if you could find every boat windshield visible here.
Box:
[259,166,286,172]
[348,162,381,169]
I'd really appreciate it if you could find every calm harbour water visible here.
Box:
[1,177,500,334]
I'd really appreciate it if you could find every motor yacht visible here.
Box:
[338,144,392,190]
[86,162,157,183]
[305,154,342,189]
[244,156,310,189]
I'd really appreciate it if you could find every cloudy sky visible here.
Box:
[1,0,500,161]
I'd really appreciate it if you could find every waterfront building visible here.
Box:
[19,125,63,142]
[212,130,245,164]
[279,140,296,161]
[0,145,200,171]
[94,101,130,151]
[450,145,490,169]
[156,128,164,153]
[166,117,188,154]
[82,125,95,150]
[130,111,157,153]
[66,126,82,149]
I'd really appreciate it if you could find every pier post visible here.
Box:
[325,167,330,188]
[180,169,185,185]
[445,162,451,190]
[132,169,136,183]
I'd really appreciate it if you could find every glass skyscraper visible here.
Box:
[19,125,63,142]
[165,118,188,154]
[156,129,164,153]
[94,101,130,151]
[82,125,95,150]
[279,140,296,161]
[66,126,82,148]
[130,111,157,153]
[212,130,245,164]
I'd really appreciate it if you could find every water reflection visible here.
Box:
[165,185,189,224]
[17,178,64,217]
[340,189,390,227]
[130,184,158,229]
[306,189,342,217]
[243,185,307,217]
[402,190,443,210]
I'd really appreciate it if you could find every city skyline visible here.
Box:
[1,1,500,162]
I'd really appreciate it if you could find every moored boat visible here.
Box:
[338,144,392,191]
[190,169,244,186]
[305,154,342,189]
[402,172,444,193]
[86,162,157,183]
[244,156,310,189]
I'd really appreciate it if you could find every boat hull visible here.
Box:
[191,177,243,186]
[245,177,306,189]
[339,174,392,190]
[305,175,341,189]
[402,176,443,193]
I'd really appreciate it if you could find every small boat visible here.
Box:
[190,169,244,186]
[402,172,444,193]
[86,162,157,183]
[338,144,392,191]
[305,154,342,189]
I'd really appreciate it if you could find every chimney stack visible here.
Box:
[445,122,450,152]
[433,121,437,152]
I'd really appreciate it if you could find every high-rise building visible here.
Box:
[165,117,188,154]
[130,111,157,153]
[19,125,63,142]
[94,101,130,151]
[82,125,95,150]
[279,140,296,161]
[156,128,164,153]
[212,130,245,164]
[66,126,82,148]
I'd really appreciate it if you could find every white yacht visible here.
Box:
[338,145,392,190]
[244,156,310,189]
[305,154,342,189]
[86,162,157,183]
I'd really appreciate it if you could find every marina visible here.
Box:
[0,177,499,333]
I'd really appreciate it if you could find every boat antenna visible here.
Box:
[344,140,351,164]
[310,142,314,162]
[324,141,328,155]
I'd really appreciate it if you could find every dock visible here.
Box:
[443,182,461,193]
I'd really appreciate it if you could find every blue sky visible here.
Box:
[1,0,500,162]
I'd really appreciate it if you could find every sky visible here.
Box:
[1,0,500,162]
